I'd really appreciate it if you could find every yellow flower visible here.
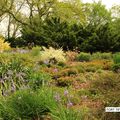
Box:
[0,36,10,52]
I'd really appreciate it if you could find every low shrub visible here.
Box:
[40,47,66,63]
[67,68,78,76]
[76,52,91,62]
[57,68,78,77]
[111,63,120,72]
[92,52,112,60]
[85,60,113,70]
[66,51,78,61]
[90,73,119,93]
[91,52,102,60]
[85,65,97,72]
[57,61,66,67]
[101,53,112,60]
[113,53,120,64]
[56,77,73,87]
[75,65,85,73]
[30,46,41,56]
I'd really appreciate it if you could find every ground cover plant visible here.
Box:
[0,47,119,120]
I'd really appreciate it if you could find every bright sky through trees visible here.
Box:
[82,0,120,9]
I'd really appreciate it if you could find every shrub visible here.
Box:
[85,65,97,72]
[75,65,85,73]
[67,68,78,76]
[66,51,78,61]
[0,36,10,52]
[40,47,66,63]
[111,63,120,72]
[113,53,120,64]
[92,52,112,60]
[56,77,73,87]
[101,53,112,59]
[57,68,78,77]
[76,52,91,62]
[30,46,41,56]
[91,52,102,60]
[90,73,119,93]
[57,61,66,67]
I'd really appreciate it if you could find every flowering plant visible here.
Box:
[0,36,10,52]
[40,47,66,63]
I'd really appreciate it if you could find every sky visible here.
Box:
[82,0,120,9]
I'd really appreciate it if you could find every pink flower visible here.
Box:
[54,93,61,102]
[64,90,69,96]
[53,68,58,72]
[67,101,73,107]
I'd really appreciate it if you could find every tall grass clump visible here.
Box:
[112,53,120,72]
[51,106,90,120]
[0,88,57,119]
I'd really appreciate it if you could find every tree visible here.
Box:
[83,1,111,27]
[51,0,85,24]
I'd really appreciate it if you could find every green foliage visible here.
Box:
[113,53,120,64]
[57,61,66,67]
[75,65,85,73]
[101,53,112,59]
[92,52,112,60]
[0,88,57,119]
[51,106,89,120]
[76,52,91,62]
[0,58,30,95]
[85,65,98,72]
[112,53,120,72]
[56,77,73,87]
[111,63,120,72]
[67,68,78,76]
[28,72,51,90]
[30,46,41,56]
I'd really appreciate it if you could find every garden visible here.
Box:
[0,36,120,119]
[1,0,120,119]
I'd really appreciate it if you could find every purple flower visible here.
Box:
[54,93,61,102]
[67,101,73,107]
[64,90,69,96]
[53,68,58,72]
